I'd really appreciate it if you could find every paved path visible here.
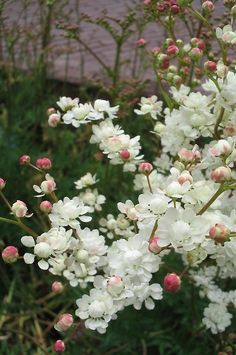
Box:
[2,0,224,84]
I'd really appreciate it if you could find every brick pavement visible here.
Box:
[2,0,225,84]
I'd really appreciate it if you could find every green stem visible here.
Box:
[0,190,12,212]
[0,216,38,238]
[149,220,158,241]
[146,175,153,193]
[214,107,225,139]
[197,184,224,216]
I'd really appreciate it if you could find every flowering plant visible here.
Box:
[3,0,236,353]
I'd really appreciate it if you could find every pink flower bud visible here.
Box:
[119,149,130,160]
[166,45,179,56]
[48,113,61,127]
[11,200,28,218]
[202,1,214,11]
[211,166,232,182]
[209,140,232,157]
[163,273,181,293]
[159,54,170,70]
[178,148,201,163]
[149,236,162,254]
[177,172,193,185]
[36,158,52,170]
[138,162,153,175]
[171,5,180,14]
[189,47,203,60]
[54,340,65,353]
[47,107,56,116]
[152,47,161,55]
[224,122,236,137]
[40,200,53,213]
[157,3,166,12]
[137,38,146,47]
[0,178,6,190]
[143,0,151,5]
[2,246,19,263]
[107,276,124,296]
[204,60,217,72]
[54,313,73,332]
[52,281,64,294]
[19,155,30,165]
[209,223,230,244]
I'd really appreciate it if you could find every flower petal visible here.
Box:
[21,236,35,247]
[24,253,35,264]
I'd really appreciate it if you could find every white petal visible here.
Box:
[24,253,35,264]
[33,185,41,193]
[38,259,49,270]
[21,236,35,247]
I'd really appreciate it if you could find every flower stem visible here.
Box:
[0,216,38,238]
[197,184,224,216]
[214,107,225,139]
[146,175,153,193]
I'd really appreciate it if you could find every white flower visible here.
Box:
[203,303,232,334]
[11,200,29,218]
[117,200,139,221]
[33,174,56,197]
[131,283,163,310]
[99,213,134,239]
[57,96,79,111]
[74,173,98,190]
[76,289,115,333]
[49,197,92,229]
[89,100,119,120]
[134,96,163,120]
[62,103,92,128]
[79,188,105,212]
[21,228,74,270]
[136,192,170,223]
[158,208,210,251]
[107,234,161,283]
[216,25,236,45]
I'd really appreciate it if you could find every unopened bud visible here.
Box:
[40,200,53,213]
[211,166,231,182]
[204,60,217,72]
[54,340,65,353]
[52,281,64,294]
[209,139,232,157]
[163,273,181,292]
[47,107,56,116]
[107,276,124,296]
[36,157,52,170]
[178,148,201,163]
[19,155,30,165]
[189,47,203,60]
[209,223,230,243]
[54,313,73,332]
[48,113,61,127]
[202,1,214,12]
[166,45,179,56]
[149,236,162,254]
[138,162,153,175]
[119,149,130,160]
[2,246,19,263]
[217,61,228,78]
[137,38,146,47]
